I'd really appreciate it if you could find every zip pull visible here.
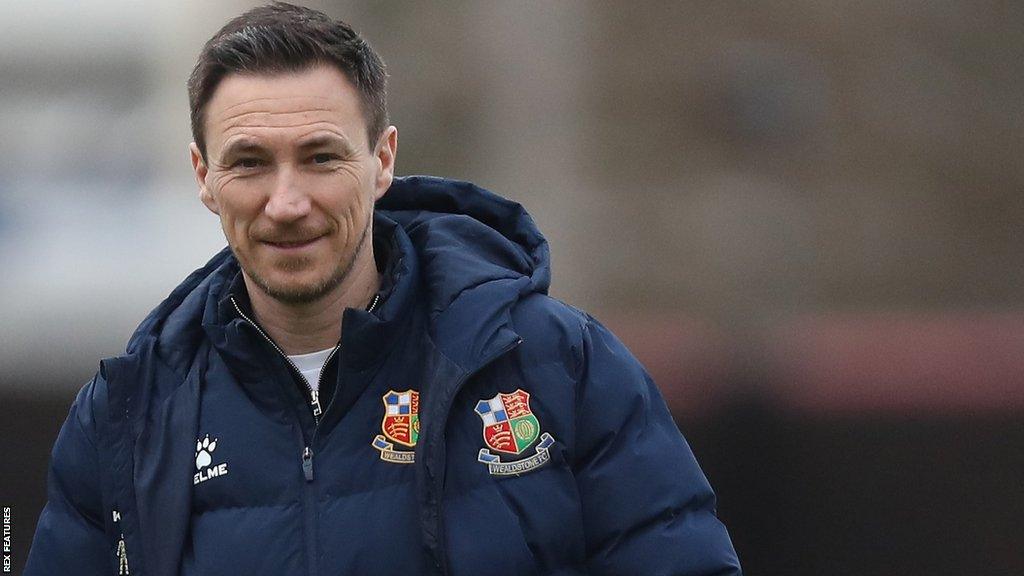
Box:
[302,446,314,481]
[117,535,130,575]
[111,509,130,574]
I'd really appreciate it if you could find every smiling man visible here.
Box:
[194,66,390,309]
[25,3,740,575]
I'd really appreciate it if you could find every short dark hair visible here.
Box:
[187,2,388,160]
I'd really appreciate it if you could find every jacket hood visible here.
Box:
[122,176,551,372]
[378,176,551,315]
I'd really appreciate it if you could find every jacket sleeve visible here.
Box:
[573,316,742,576]
[24,376,113,575]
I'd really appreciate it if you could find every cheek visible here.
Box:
[215,183,267,237]
[319,172,373,222]
[340,191,373,240]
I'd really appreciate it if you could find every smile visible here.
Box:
[263,235,324,252]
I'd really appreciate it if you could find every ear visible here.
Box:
[190,142,220,215]
[372,126,398,201]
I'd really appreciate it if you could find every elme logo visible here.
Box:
[194,434,229,485]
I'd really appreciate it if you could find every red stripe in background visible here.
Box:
[603,311,1024,417]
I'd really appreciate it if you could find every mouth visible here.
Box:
[262,235,324,252]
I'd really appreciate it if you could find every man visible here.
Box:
[26,3,741,575]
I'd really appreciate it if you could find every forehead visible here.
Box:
[204,64,367,151]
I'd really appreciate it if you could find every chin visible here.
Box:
[259,279,333,304]
[249,260,347,304]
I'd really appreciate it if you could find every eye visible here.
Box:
[312,153,337,165]
[234,158,262,169]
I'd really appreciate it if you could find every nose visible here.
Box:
[263,165,311,223]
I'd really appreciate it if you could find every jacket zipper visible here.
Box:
[230,293,380,424]
[232,292,379,576]
[312,345,341,421]
[230,296,324,420]
[299,341,341,483]
[232,296,324,576]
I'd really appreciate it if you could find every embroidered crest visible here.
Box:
[372,390,419,464]
[475,389,555,475]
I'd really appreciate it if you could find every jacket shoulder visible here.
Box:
[507,294,647,394]
[507,293,591,380]
[71,370,109,437]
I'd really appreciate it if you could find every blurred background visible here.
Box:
[2,1,1022,574]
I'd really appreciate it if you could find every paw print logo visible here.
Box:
[195,435,218,470]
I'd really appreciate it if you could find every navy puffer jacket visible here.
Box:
[25,177,741,575]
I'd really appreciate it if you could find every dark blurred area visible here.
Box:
[2,2,1023,574]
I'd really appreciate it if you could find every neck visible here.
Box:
[243,248,381,356]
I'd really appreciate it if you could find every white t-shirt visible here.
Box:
[287,346,336,391]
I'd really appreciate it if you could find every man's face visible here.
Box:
[190,64,397,304]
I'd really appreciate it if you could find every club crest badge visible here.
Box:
[372,389,419,464]
[475,389,555,476]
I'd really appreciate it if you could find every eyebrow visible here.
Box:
[218,138,265,162]
[296,133,356,154]
[217,133,356,162]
